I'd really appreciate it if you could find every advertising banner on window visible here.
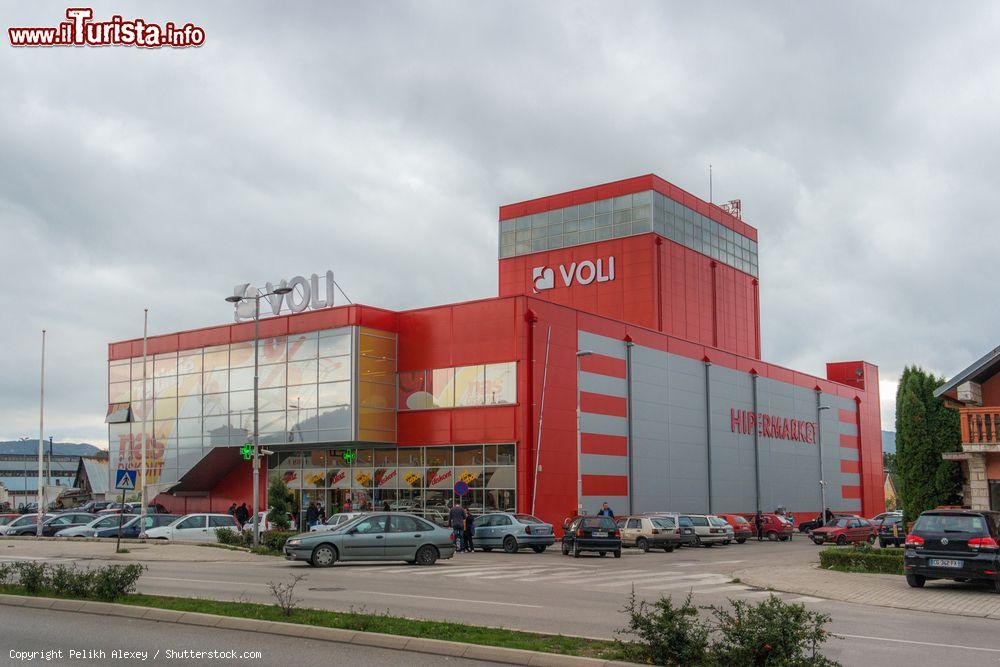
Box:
[426,467,454,490]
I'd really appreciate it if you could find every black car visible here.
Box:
[94,514,180,538]
[40,512,95,536]
[561,516,622,558]
[797,512,853,533]
[904,509,1000,591]
[5,514,53,535]
[878,514,906,548]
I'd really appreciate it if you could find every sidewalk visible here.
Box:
[0,537,272,563]
[734,563,1000,619]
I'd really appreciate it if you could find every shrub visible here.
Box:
[16,562,48,594]
[0,563,14,586]
[616,591,710,665]
[708,596,837,666]
[48,564,94,598]
[214,527,245,546]
[267,478,294,530]
[91,563,146,601]
[261,530,295,553]
[819,546,903,575]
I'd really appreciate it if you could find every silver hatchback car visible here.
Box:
[283,512,456,566]
[472,513,555,553]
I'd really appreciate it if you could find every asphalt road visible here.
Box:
[0,605,500,666]
[7,537,1000,666]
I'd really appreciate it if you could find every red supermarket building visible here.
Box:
[107,174,884,529]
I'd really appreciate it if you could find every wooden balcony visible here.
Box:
[961,407,1000,445]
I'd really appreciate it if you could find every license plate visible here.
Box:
[592,531,608,538]
[929,558,963,568]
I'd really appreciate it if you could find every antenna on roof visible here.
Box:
[709,164,713,203]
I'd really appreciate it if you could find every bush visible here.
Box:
[267,478,293,530]
[215,527,246,546]
[617,591,709,665]
[819,546,903,575]
[260,530,295,553]
[48,564,94,598]
[90,563,146,601]
[0,563,14,587]
[708,596,837,666]
[16,562,48,594]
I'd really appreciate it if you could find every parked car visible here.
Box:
[55,514,137,537]
[682,514,730,547]
[740,513,795,541]
[309,512,366,532]
[473,513,555,553]
[92,514,181,538]
[144,513,238,542]
[561,515,622,557]
[718,514,753,544]
[0,514,20,527]
[878,514,906,548]
[616,515,683,552]
[797,512,854,533]
[904,509,1000,591]
[283,512,456,566]
[871,511,903,525]
[123,502,170,515]
[810,516,876,545]
[0,513,51,535]
[39,512,96,536]
[77,501,111,513]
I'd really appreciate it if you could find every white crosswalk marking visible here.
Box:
[591,572,723,588]
[545,569,653,585]
[635,575,734,591]
[674,559,745,567]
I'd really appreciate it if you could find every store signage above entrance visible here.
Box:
[532,256,615,293]
[232,270,335,322]
[730,409,817,444]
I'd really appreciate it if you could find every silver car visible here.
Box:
[283,512,456,567]
[472,513,555,553]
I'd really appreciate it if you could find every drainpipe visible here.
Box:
[624,335,634,515]
[751,370,761,513]
[704,359,713,513]
[524,307,537,514]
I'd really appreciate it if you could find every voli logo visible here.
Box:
[532,257,615,293]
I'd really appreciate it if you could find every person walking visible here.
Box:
[754,511,764,541]
[824,507,834,525]
[597,502,614,518]
[305,502,319,529]
[227,503,237,520]
[463,508,476,553]
[235,502,250,530]
[449,501,467,552]
[382,500,391,512]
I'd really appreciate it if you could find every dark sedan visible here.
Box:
[878,514,906,548]
[905,509,1000,591]
[39,512,95,536]
[561,516,622,558]
[93,514,181,538]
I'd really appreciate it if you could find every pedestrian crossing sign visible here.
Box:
[115,469,137,491]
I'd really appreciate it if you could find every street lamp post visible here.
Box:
[818,403,831,525]
[576,350,594,516]
[226,286,292,547]
[37,329,46,538]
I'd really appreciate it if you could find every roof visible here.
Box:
[79,458,109,495]
[934,344,1000,398]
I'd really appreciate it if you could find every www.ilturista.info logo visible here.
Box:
[8,8,205,48]
[532,256,615,293]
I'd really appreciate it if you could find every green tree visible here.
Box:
[882,451,897,475]
[896,366,962,522]
[267,476,293,530]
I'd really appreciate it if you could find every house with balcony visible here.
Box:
[935,346,1000,510]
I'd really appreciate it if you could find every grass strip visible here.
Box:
[0,585,626,660]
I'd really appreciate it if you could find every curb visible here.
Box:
[0,593,636,666]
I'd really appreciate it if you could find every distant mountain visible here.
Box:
[882,430,896,454]
[0,441,103,457]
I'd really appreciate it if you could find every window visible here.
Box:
[689,516,708,526]
[627,519,641,529]
[209,515,236,528]
[353,515,389,534]
[177,516,205,530]
[652,518,675,530]
[389,515,422,533]
[514,514,542,524]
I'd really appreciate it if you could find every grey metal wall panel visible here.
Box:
[581,495,628,515]
[578,331,626,359]
[580,453,629,477]
[581,413,628,437]
[580,371,627,398]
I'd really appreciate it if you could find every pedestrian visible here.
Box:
[449,501,467,552]
[227,502,237,519]
[342,499,351,513]
[305,502,319,529]
[317,501,326,523]
[382,500,391,512]
[235,502,250,530]
[463,508,476,553]
[754,511,764,541]
[824,507,834,525]
[597,502,614,518]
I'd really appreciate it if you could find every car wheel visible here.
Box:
[599,551,607,557]
[637,537,649,553]
[767,531,778,541]
[531,545,546,553]
[812,538,823,545]
[704,543,714,548]
[503,535,519,554]
[614,549,622,558]
[906,574,926,588]
[310,544,337,568]
[736,538,747,544]
[836,535,847,546]
[415,545,439,566]
[664,545,675,553]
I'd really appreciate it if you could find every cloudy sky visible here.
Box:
[2,2,998,447]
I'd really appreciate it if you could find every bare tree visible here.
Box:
[267,574,306,617]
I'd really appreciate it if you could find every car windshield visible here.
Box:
[581,517,616,530]
[708,517,728,527]
[651,518,675,529]
[830,518,851,528]
[915,514,988,534]
[732,516,749,524]
[0,517,15,526]
[514,514,543,524]
[11,516,37,527]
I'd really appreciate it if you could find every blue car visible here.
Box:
[93,514,180,538]
[472,513,555,553]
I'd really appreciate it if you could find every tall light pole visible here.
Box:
[818,403,831,525]
[139,308,149,538]
[37,329,46,537]
[226,286,292,546]
[576,350,594,516]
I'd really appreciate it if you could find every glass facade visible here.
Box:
[273,443,516,529]
[397,362,516,411]
[499,189,759,277]
[107,326,398,487]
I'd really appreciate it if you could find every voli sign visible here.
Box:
[233,270,335,322]
[532,256,615,293]
[730,408,818,444]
